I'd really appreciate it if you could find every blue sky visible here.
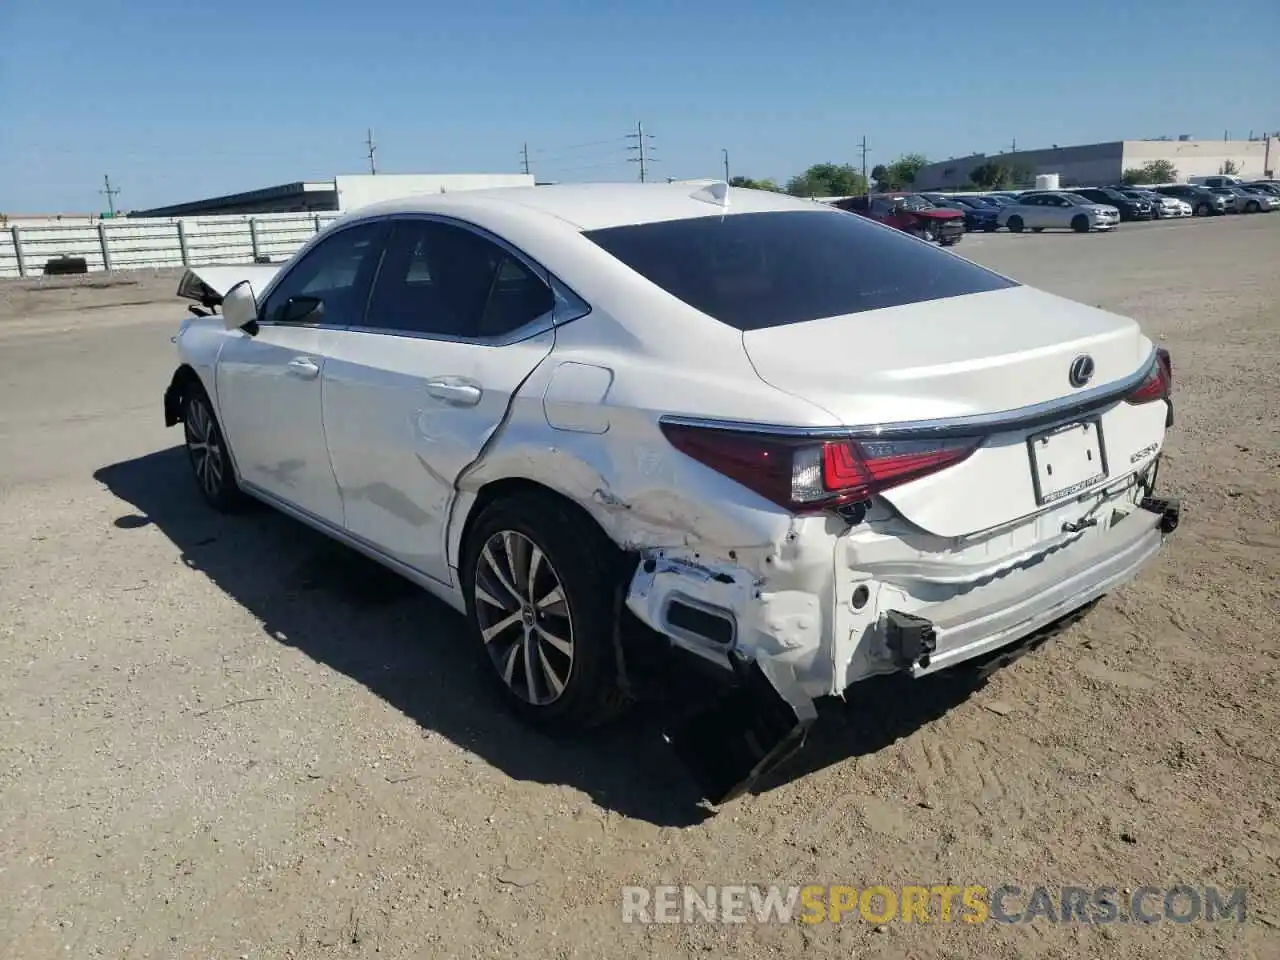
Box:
[2,0,1276,212]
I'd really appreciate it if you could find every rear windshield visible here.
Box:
[582,210,1017,331]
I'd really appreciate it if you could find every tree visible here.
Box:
[1121,159,1179,185]
[785,163,868,198]
[870,164,889,187]
[873,153,929,191]
[969,161,1011,189]
[1220,159,1239,175]
[728,176,781,192]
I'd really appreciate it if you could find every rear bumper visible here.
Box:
[901,498,1175,676]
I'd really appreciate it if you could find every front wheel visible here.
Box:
[1071,215,1091,233]
[1195,202,1210,217]
[1246,200,1259,213]
[462,493,630,731]
[1007,215,1024,232]
[183,384,245,512]
[914,224,938,243]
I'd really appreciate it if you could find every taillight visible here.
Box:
[1125,348,1172,405]
[659,422,979,512]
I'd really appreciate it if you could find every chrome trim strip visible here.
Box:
[659,350,1157,440]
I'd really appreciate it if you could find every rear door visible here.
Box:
[321,217,559,585]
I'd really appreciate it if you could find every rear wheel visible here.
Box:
[1007,215,1024,232]
[182,383,245,512]
[1195,202,1210,217]
[462,493,630,731]
[1071,215,1091,233]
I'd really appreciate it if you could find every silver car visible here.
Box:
[1235,185,1280,212]
[997,191,1121,233]
[1210,187,1273,213]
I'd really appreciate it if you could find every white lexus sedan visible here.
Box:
[164,182,1178,801]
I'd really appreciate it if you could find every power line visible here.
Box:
[626,121,656,182]
[365,128,378,175]
[100,175,120,216]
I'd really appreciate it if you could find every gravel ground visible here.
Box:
[1,216,1278,959]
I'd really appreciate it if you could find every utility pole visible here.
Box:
[626,121,655,182]
[521,142,531,176]
[365,128,378,175]
[1010,137,1017,153]
[722,148,730,182]
[100,175,120,217]
[858,135,869,189]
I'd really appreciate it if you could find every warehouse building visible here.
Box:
[131,172,535,218]
[915,136,1278,190]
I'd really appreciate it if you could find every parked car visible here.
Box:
[161,182,1179,803]
[1244,181,1280,199]
[1116,188,1188,218]
[1073,188,1154,221]
[1207,186,1266,213]
[996,191,1121,233]
[1189,175,1243,189]
[922,194,1000,232]
[1152,184,1229,216]
[1234,185,1280,211]
[834,193,966,245]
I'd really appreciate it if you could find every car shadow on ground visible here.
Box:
[96,446,994,825]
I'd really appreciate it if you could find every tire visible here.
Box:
[1246,201,1259,213]
[941,236,962,246]
[1007,215,1024,232]
[914,224,938,243]
[1195,202,1210,217]
[461,492,630,731]
[182,382,245,512]
[1071,215,1091,233]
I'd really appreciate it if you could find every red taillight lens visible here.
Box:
[1126,348,1172,405]
[659,422,979,512]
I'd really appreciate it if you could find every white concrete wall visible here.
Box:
[333,173,534,212]
[0,212,341,279]
[1121,139,1277,181]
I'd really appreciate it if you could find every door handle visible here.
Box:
[287,356,320,379]
[424,376,482,407]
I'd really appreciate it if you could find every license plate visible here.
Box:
[1027,420,1108,505]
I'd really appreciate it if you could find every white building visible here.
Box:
[915,137,1278,190]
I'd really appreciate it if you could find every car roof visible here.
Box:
[336,181,820,232]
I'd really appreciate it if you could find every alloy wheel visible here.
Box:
[184,397,226,500]
[473,530,574,706]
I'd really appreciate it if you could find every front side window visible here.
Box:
[364,220,555,339]
[584,209,1017,332]
[260,222,388,326]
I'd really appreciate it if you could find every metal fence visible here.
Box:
[0,212,343,279]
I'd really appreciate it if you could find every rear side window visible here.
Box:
[583,210,1017,331]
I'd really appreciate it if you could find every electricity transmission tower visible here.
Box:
[626,121,656,182]
[100,175,121,217]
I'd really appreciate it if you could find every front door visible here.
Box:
[216,220,389,526]
[321,217,559,584]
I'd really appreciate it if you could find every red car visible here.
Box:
[834,193,965,245]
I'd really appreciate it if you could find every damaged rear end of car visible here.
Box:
[583,206,1180,804]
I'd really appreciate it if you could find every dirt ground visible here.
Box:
[1,217,1277,959]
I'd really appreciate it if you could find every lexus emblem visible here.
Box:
[1068,354,1095,388]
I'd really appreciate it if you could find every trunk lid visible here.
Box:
[742,284,1161,536]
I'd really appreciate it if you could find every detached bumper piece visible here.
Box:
[663,651,814,807]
